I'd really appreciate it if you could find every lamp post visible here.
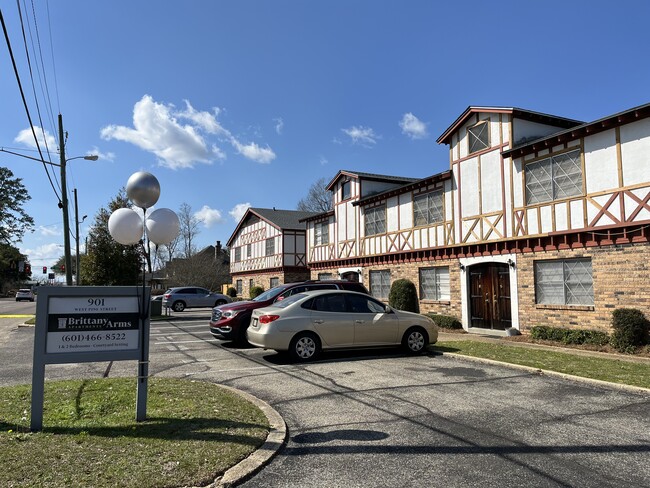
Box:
[108,171,179,421]
[73,188,87,285]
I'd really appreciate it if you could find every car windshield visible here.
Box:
[271,293,308,309]
[252,286,286,302]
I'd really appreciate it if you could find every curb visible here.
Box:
[442,352,650,395]
[204,385,287,488]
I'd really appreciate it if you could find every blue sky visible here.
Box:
[2,1,649,275]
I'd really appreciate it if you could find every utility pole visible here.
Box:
[59,114,73,286]
[74,188,82,285]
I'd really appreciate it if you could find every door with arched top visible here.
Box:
[469,263,511,330]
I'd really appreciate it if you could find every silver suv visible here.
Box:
[163,287,231,312]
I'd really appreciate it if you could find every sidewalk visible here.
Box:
[436,330,650,365]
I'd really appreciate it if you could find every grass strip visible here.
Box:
[0,377,269,488]
[434,341,650,389]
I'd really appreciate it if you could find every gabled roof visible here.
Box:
[325,169,419,191]
[226,207,319,246]
[436,106,584,145]
[503,101,650,159]
[353,169,453,207]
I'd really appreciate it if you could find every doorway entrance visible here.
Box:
[469,263,511,330]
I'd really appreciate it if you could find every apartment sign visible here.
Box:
[46,296,140,353]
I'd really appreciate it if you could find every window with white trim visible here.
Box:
[414,190,444,227]
[525,149,582,205]
[419,267,450,301]
[234,247,241,262]
[270,277,279,288]
[369,270,390,299]
[364,206,386,236]
[314,222,329,245]
[266,238,275,256]
[246,243,252,258]
[236,279,242,295]
[535,258,593,306]
[468,121,490,153]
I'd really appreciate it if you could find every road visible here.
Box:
[0,298,648,487]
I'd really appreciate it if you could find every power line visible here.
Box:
[45,0,59,114]
[0,7,61,201]
[17,0,57,171]
[27,0,58,138]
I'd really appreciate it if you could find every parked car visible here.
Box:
[210,280,369,343]
[163,287,231,312]
[15,289,35,302]
[247,289,438,361]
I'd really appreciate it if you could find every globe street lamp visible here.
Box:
[108,171,179,421]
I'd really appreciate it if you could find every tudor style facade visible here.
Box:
[303,103,650,334]
[228,208,317,297]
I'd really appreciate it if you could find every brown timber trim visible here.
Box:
[307,222,649,269]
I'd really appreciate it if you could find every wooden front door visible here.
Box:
[469,263,511,330]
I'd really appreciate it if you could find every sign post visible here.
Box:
[31,286,151,431]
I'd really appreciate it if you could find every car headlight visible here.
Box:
[222,310,240,319]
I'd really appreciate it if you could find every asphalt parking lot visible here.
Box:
[1,307,649,487]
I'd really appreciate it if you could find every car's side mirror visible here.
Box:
[384,306,393,314]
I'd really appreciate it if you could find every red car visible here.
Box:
[210,280,369,344]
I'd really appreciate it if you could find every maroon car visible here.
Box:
[210,280,369,343]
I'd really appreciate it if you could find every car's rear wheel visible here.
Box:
[172,301,186,312]
[289,332,321,362]
[402,327,429,354]
[215,299,227,307]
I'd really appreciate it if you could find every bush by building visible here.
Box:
[226,287,237,298]
[388,279,419,313]
[424,313,462,330]
[610,308,650,353]
[249,286,264,299]
[530,326,609,346]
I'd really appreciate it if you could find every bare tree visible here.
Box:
[297,177,332,213]
[178,203,200,258]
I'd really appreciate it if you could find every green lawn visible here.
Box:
[434,341,650,389]
[0,378,269,488]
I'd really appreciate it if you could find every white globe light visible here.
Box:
[145,208,180,245]
[126,171,160,209]
[108,208,144,245]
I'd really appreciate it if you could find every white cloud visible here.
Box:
[15,126,57,151]
[274,118,284,135]
[38,225,60,237]
[194,205,224,228]
[229,203,251,222]
[21,243,64,266]
[341,126,379,147]
[319,156,328,166]
[101,95,275,168]
[101,95,215,170]
[399,113,428,139]
[232,140,276,164]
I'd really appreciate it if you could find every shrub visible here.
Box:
[530,325,609,346]
[226,287,237,298]
[610,308,650,353]
[388,279,419,313]
[425,313,462,329]
[249,286,264,299]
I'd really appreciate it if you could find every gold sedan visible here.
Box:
[247,290,438,362]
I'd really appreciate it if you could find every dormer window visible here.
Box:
[341,180,351,200]
[468,120,490,154]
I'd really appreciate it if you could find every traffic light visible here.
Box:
[25,264,31,274]
[43,266,47,274]
[61,264,65,273]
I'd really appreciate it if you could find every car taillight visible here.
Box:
[259,314,280,324]
[163,294,170,299]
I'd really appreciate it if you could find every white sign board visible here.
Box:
[46,296,141,353]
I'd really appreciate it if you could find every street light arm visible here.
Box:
[0,148,99,165]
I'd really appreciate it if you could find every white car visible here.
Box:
[15,289,35,302]
[247,290,438,361]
